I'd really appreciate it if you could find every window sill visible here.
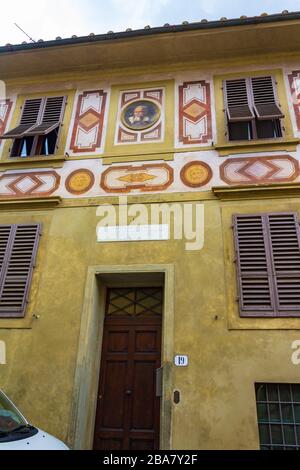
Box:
[228,315,300,330]
[0,196,62,210]
[215,137,300,156]
[0,155,66,170]
[101,150,175,165]
[0,315,35,329]
[213,182,300,200]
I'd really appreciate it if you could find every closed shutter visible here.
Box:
[0,226,14,283]
[234,213,300,317]
[1,98,43,139]
[224,79,255,122]
[0,224,41,318]
[233,214,275,317]
[27,96,66,135]
[251,76,284,120]
[268,213,300,315]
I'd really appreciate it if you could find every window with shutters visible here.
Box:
[224,76,284,141]
[0,224,41,318]
[0,96,66,157]
[233,213,300,317]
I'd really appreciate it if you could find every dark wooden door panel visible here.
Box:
[135,329,159,352]
[107,330,130,353]
[101,361,128,429]
[97,438,123,451]
[93,287,162,450]
[131,361,156,430]
[130,438,155,450]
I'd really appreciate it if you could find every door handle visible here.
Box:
[125,390,132,396]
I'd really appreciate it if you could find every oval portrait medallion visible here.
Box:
[180,161,212,188]
[121,100,161,131]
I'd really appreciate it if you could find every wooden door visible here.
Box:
[93,287,163,450]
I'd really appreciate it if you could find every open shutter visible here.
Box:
[267,213,300,315]
[233,214,275,317]
[224,79,255,122]
[251,76,284,120]
[0,224,41,318]
[0,98,42,139]
[27,96,66,135]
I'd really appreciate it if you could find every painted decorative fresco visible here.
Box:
[180,161,212,188]
[100,163,173,193]
[1,151,299,199]
[220,155,299,185]
[0,171,60,197]
[115,88,164,144]
[69,90,107,154]
[65,169,95,195]
[288,71,300,131]
[0,99,13,141]
[178,81,212,145]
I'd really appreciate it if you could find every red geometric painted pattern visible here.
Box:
[288,71,300,131]
[178,81,212,144]
[70,90,107,153]
[220,155,299,185]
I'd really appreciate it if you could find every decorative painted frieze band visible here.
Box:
[65,169,95,195]
[220,155,299,185]
[180,161,213,188]
[0,99,13,138]
[69,90,107,153]
[178,81,212,145]
[115,88,164,145]
[100,163,173,193]
[288,71,300,131]
[0,171,60,197]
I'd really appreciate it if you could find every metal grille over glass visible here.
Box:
[255,383,300,449]
[106,287,163,316]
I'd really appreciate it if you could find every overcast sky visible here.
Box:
[2,0,300,45]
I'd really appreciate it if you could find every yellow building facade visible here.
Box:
[1,12,300,450]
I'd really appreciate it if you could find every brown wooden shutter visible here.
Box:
[268,213,300,315]
[251,76,284,120]
[224,79,255,122]
[234,213,300,318]
[27,96,66,135]
[1,98,43,139]
[0,225,14,282]
[0,224,41,318]
[233,214,275,317]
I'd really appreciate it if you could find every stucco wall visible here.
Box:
[0,193,299,449]
[1,30,300,448]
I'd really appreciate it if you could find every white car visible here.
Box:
[0,389,69,450]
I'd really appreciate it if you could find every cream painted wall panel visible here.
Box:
[65,87,111,156]
[0,95,17,158]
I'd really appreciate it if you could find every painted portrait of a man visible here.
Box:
[122,100,160,130]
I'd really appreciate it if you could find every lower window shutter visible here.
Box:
[251,76,284,120]
[0,225,14,282]
[224,79,255,122]
[233,214,275,317]
[268,213,300,315]
[0,224,41,318]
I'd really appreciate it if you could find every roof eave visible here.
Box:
[1,11,300,54]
